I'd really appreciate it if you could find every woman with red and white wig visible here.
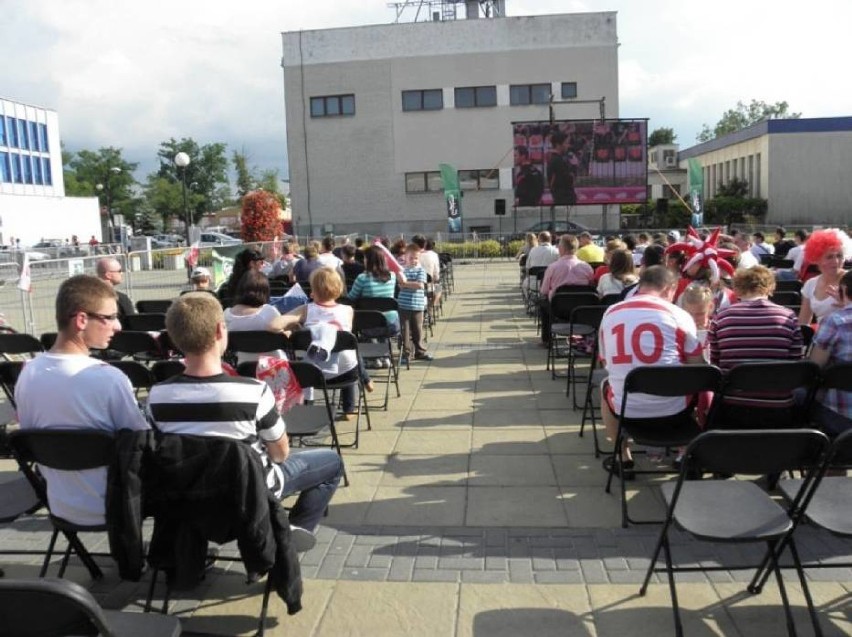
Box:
[665,227,737,313]
[798,228,852,325]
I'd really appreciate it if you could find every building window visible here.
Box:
[18,120,29,150]
[405,171,442,193]
[454,86,497,108]
[29,122,39,152]
[42,157,52,186]
[458,169,499,190]
[310,94,355,118]
[561,82,578,99]
[11,154,22,183]
[0,118,5,146]
[0,153,10,182]
[7,118,19,149]
[510,83,552,106]
[39,123,49,152]
[33,154,43,184]
[22,155,33,184]
[402,89,443,112]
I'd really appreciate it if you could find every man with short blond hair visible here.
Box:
[147,292,343,550]
[16,275,149,526]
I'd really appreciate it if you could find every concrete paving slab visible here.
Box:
[471,409,543,428]
[469,455,557,487]
[470,428,549,455]
[380,454,470,488]
[466,486,569,527]
[394,430,473,455]
[366,486,468,526]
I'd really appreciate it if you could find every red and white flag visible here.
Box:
[185,240,200,269]
[271,236,281,261]
[372,240,404,275]
[17,252,31,293]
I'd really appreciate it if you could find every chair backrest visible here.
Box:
[774,279,803,293]
[553,284,597,295]
[526,266,547,280]
[800,324,815,349]
[568,305,607,331]
[624,364,723,398]
[108,331,161,356]
[549,292,600,322]
[0,577,115,637]
[39,332,57,350]
[354,297,398,313]
[226,330,289,355]
[827,427,852,469]
[288,328,358,356]
[136,299,173,314]
[10,430,115,472]
[109,360,155,391]
[352,310,391,336]
[684,428,829,477]
[599,293,622,307]
[721,360,820,395]
[0,333,43,356]
[768,290,801,307]
[0,360,25,407]
[151,359,186,383]
[124,313,167,332]
[287,360,327,390]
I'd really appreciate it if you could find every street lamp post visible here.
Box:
[174,152,191,246]
[95,166,122,243]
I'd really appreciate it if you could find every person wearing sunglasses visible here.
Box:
[96,257,136,327]
[15,275,150,527]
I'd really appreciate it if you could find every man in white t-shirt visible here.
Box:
[598,266,705,466]
[413,234,442,309]
[733,235,759,269]
[524,231,559,294]
[15,275,150,527]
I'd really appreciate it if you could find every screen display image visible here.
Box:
[512,119,648,207]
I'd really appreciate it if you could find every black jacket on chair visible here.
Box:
[107,429,303,615]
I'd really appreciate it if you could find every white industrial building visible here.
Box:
[0,97,100,247]
[281,3,621,237]
[678,117,852,227]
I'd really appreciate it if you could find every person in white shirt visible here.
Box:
[413,235,442,310]
[15,275,150,527]
[598,266,705,469]
[749,232,774,259]
[733,235,759,270]
[523,231,559,294]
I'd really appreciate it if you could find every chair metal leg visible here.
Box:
[640,518,674,595]
[57,544,72,578]
[144,567,159,613]
[787,539,823,637]
[766,540,798,637]
[39,528,60,577]
[662,536,684,637]
[255,574,274,637]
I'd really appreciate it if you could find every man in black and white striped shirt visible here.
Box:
[147,293,343,550]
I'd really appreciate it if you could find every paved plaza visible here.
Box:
[0,260,849,636]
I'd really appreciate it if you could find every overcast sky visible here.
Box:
[2,0,848,185]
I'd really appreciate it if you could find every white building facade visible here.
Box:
[678,117,852,227]
[281,11,620,237]
[0,98,100,246]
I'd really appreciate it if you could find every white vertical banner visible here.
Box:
[17,252,31,292]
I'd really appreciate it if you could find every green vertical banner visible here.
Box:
[440,163,463,233]
[688,159,704,227]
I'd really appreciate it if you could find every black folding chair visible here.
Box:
[0,332,43,360]
[524,266,547,319]
[545,291,599,379]
[151,359,186,383]
[354,297,402,370]
[135,299,173,314]
[604,365,723,528]
[225,330,290,366]
[578,333,611,458]
[108,331,167,364]
[711,360,821,430]
[0,470,42,576]
[768,290,801,308]
[774,279,802,293]
[352,310,400,409]
[9,429,116,580]
[639,429,830,637]
[124,312,167,332]
[39,332,57,350]
[564,304,606,408]
[0,578,182,636]
[0,360,25,409]
[109,360,156,399]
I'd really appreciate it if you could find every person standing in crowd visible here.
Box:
[514,146,544,206]
[148,292,343,549]
[799,229,851,325]
[809,270,852,435]
[547,131,576,205]
[397,243,432,364]
[413,235,442,313]
[96,257,135,326]
[15,275,149,527]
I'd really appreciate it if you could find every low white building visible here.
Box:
[281,8,621,237]
[0,97,101,247]
[678,117,852,226]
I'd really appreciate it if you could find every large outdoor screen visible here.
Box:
[512,119,648,207]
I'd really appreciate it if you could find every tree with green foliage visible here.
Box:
[648,127,676,146]
[716,177,749,198]
[256,169,287,210]
[63,146,139,229]
[232,149,255,198]
[697,99,801,142]
[153,138,230,223]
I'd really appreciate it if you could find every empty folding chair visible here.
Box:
[151,359,186,383]
[109,360,156,400]
[124,312,167,332]
[639,429,830,637]
[0,470,42,577]
[352,310,400,410]
[0,578,182,636]
[0,332,43,361]
[0,360,25,409]
[135,299,173,314]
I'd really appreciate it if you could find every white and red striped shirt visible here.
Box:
[599,294,703,418]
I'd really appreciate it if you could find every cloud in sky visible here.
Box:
[2,0,849,183]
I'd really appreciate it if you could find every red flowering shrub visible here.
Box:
[241,190,282,242]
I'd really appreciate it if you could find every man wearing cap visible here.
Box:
[182,266,218,297]
[575,232,604,264]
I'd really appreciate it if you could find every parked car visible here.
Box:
[199,232,242,247]
[510,220,591,242]
[30,240,75,259]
